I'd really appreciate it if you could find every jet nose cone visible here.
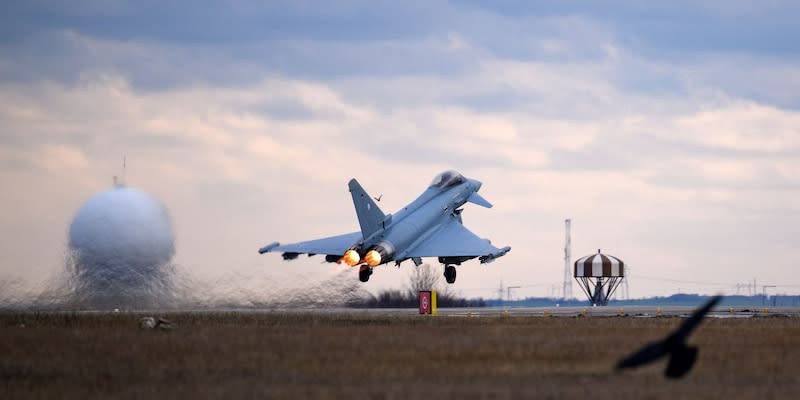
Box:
[471,179,483,191]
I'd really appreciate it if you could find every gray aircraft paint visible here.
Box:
[259,170,510,283]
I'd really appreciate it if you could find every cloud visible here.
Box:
[3,63,800,296]
[673,103,800,152]
[2,1,800,300]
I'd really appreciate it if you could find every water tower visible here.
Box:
[574,249,625,306]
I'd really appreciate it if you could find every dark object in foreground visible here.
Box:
[616,295,722,378]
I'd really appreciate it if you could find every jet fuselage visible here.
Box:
[355,179,483,266]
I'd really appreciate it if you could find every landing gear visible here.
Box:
[359,265,373,282]
[444,265,457,284]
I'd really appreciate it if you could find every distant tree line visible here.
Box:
[488,293,800,308]
[348,289,487,308]
[347,264,487,308]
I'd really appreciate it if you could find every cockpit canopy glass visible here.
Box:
[429,170,466,189]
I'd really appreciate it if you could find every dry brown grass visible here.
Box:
[1,312,798,399]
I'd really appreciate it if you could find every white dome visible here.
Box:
[67,186,175,306]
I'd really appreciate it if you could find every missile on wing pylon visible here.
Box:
[258,242,280,254]
[480,246,511,264]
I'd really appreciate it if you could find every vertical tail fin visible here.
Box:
[348,179,385,238]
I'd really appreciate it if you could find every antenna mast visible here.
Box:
[563,219,572,300]
[113,156,127,188]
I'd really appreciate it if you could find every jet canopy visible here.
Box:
[429,170,466,189]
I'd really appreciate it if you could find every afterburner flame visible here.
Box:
[342,249,361,267]
[365,250,382,267]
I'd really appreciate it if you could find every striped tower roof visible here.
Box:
[574,249,624,277]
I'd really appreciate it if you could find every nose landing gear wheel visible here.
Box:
[443,265,457,284]
[359,265,373,282]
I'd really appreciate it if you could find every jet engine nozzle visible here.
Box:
[365,250,382,266]
[364,242,395,267]
[342,249,361,266]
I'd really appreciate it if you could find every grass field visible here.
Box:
[1,312,798,399]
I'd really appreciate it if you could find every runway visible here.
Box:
[22,305,800,318]
[178,305,800,318]
[432,305,800,318]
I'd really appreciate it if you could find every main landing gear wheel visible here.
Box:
[359,265,373,282]
[444,265,457,284]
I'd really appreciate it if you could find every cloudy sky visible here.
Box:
[2,1,799,301]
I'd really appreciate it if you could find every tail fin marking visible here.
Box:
[348,179,385,238]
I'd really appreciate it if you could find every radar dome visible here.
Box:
[67,186,175,307]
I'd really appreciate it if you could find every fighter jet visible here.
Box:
[259,170,510,283]
[616,295,723,378]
